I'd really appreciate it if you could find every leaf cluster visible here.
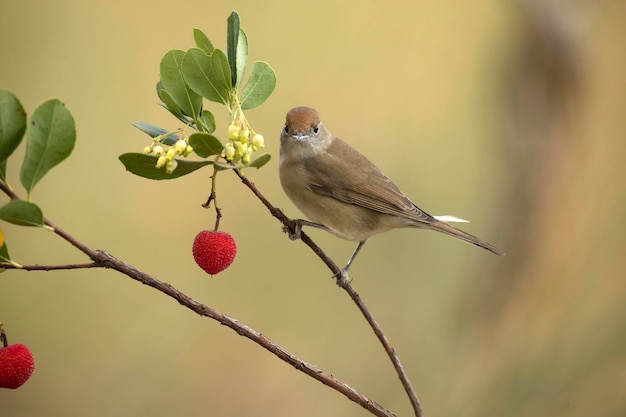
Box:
[120,11,275,181]
[0,89,77,263]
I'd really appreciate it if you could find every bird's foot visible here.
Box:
[283,219,304,241]
[333,268,353,287]
[283,219,329,240]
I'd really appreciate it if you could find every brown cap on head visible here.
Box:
[285,107,320,132]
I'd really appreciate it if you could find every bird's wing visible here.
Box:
[304,138,435,225]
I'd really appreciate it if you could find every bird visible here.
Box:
[279,106,504,281]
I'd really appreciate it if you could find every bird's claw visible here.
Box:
[333,269,353,287]
[283,220,303,241]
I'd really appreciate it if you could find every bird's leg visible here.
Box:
[284,219,329,240]
[335,240,367,286]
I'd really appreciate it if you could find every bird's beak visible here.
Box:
[293,133,309,141]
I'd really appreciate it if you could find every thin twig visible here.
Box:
[0,262,100,271]
[235,171,423,417]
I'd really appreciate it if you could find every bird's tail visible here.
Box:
[431,219,505,256]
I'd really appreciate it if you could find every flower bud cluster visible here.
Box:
[224,121,264,165]
[144,137,193,174]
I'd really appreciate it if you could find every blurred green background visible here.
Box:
[1,0,625,416]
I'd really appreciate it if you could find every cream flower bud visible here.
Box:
[228,124,240,141]
[143,146,152,154]
[175,139,187,154]
[225,142,236,160]
[238,127,250,143]
[251,133,265,151]
[156,155,167,169]
[165,158,178,174]
[153,145,164,156]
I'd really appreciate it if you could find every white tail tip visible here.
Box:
[434,215,470,223]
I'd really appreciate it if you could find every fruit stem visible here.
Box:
[0,323,7,348]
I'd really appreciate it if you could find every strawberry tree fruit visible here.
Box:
[0,343,35,389]
[192,230,237,275]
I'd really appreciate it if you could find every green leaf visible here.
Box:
[0,159,6,183]
[119,153,213,180]
[247,153,271,169]
[213,153,271,171]
[240,62,277,110]
[0,90,27,163]
[193,28,214,55]
[160,50,203,118]
[226,12,248,89]
[182,48,233,105]
[20,99,76,194]
[156,82,185,120]
[0,200,45,227]
[197,110,216,133]
[131,121,179,145]
[188,132,223,158]
[0,241,11,263]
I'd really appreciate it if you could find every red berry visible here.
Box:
[0,343,35,389]
[192,230,237,275]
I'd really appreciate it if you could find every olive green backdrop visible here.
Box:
[1,1,625,416]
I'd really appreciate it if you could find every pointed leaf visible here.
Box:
[0,90,27,163]
[0,159,6,183]
[131,121,179,145]
[189,132,223,158]
[20,99,76,193]
[193,28,214,55]
[226,12,241,88]
[182,48,232,105]
[156,83,185,120]
[0,241,10,263]
[240,62,277,110]
[0,200,44,227]
[234,29,248,89]
[225,12,248,89]
[247,153,271,169]
[119,153,213,180]
[160,49,203,117]
[197,110,216,133]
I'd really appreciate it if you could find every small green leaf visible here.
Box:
[247,153,271,169]
[160,50,203,118]
[0,241,11,263]
[197,110,216,133]
[189,133,223,158]
[226,12,241,88]
[182,48,233,105]
[0,159,6,183]
[240,62,277,110]
[20,99,76,194]
[193,28,214,55]
[0,200,45,227]
[0,90,27,163]
[119,153,213,180]
[131,121,179,145]
[225,12,248,89]
[157,83,185,120]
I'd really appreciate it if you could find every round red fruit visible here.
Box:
[0,343,35,389]
[192,230,237,275]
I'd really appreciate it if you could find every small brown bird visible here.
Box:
[279,106,504,279]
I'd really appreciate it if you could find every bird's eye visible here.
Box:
[313,125,320,134]
[283,125,289,135]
